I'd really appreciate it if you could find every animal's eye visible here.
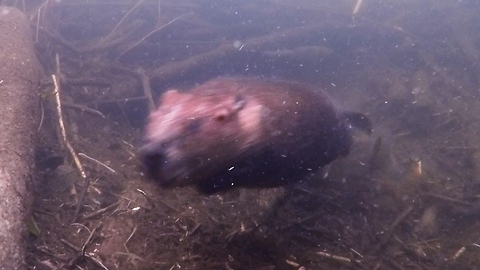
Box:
[186,118,202,132]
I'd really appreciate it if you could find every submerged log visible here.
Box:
[0,6,42,269]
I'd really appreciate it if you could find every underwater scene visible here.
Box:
[0,0,478,269]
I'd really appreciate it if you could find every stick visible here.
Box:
[53,54,86,178]
[353,0,364,15]
[124,226,137,253]
[78,153,116,173]
[148,24,326,84]
[81,223,102,256]
[116,12,192,61]
[372,205,414,254]
[316,251,354,264]
[81,202,120,220]
[63,102,106,118]
[72,177,91,222]
[137,68,156,113]
[103,0,145,42]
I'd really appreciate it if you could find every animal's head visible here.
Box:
[141,89,264,187]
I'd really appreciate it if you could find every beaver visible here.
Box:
[141,77,371,194]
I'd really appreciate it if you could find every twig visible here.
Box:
[156,198,180,213]
[39,77,111,88]
[39,27,80,53]
[112,251,144,261]
[137,68,155,113]
[353,0,364,15]
[116,12,192,61]
[452,246,466,260]
[61,238,80,252]
[157,0,162,24]
[71,223,92,234]
[37,97,45,132]
[78,153,116,173]
[124,226,137,253]
[52,66,86,179]
[225,230,238,242]
[81,223,102,256]
[285,260,301,267]
[186,222,201,237]
[72,177,91,222]
[148,24,327,84]
[35,5,40,43]
[87,254,110,270]
[94,96,148,105]
[81,202,120,220]
[103,0,145,42]
[61,225,109,270]
[63,102,106,118]
[372,205,414,254]
[423,192,472,207]
[316,251,354,264]
[31,0,51,42]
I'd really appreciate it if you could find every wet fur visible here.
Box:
[142,77,370,194]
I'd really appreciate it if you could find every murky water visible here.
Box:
[8,0,480,269]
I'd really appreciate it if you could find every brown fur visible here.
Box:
[141,77,370,194]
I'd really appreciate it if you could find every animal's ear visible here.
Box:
[159,90,191,105]
[213,94,246,122]
[232,94,246,111]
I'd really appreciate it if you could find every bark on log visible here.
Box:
[0,6,42,269]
